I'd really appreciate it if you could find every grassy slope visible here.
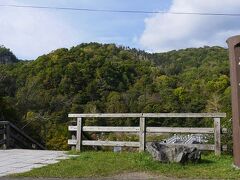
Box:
[14,151,240,179]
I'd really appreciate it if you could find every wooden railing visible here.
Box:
[0,121,45,150]
[68,113,226,155]
[0,121,9,149]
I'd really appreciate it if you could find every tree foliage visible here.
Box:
[0,44,231,150]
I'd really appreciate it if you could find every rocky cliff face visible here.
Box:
[0,55,17,64]
[0,46,18,64]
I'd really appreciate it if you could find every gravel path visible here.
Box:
[0,149,71,177]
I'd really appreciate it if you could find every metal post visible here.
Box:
[139,117,146,152]
[227,35,240,167]
[76,118,82,151]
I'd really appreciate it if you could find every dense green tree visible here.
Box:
[0,44,232,150]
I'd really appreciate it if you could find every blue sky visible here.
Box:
[32,0,171,46]
[0,0,240,59]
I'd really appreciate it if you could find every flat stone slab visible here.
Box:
[0,149,71,177]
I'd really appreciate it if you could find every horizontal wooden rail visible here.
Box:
[0,121,9,125]
[69,126,140,132]
[146,127,214,133]
[68,139,77,145]
[82,140,140,147]
[69,126,215,134]
[69,113,226,118]
[68,139,214,150]
[83,126,139,132]
[68,140,140,147]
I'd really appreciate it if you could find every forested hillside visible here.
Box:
[0,44,231,150]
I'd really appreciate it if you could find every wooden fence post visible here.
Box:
[76,118,82,151]
[3,124,7,149]
[70,121,76,150]
[71,134,76,151]
[139,117,146,152]
[2,123,10,149]
[214,117,221,155]
[6,123,10,149]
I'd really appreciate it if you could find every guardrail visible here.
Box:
[0,121,45,150]
[0,121,10,149]
[68,113,227,155]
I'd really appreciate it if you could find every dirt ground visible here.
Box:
[0,172,180,180]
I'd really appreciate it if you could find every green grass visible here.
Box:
[13,151,240,179]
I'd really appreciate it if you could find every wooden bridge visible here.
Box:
[68,113,226,155]
[0,121,45,150]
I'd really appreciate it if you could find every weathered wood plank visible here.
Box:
[71,134,76,150]
[6,123,10,148]
[70,126,215,133]
[69,140,214,150]
[69,126,140,132]
[214,118,221,155]
[0,121,9,125]
[83,126,140,132]
[69,139,215,150]
[3,124,7,149]
[146,127,214,133]
[82,140,140,147]
[139,117,146,152]
[143,113,226,118]
[68,126,77,131]
[68,139,77,145]
[160,143,215,151]
[76,118,82,151]
[69,113,142,118]
[68,113,226,118]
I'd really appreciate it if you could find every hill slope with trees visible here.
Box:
[0,43,231,150]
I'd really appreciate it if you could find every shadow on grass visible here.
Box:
[199,158,215,164]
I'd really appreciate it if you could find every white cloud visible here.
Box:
[0,0,83,59]
[139,0,240,52]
